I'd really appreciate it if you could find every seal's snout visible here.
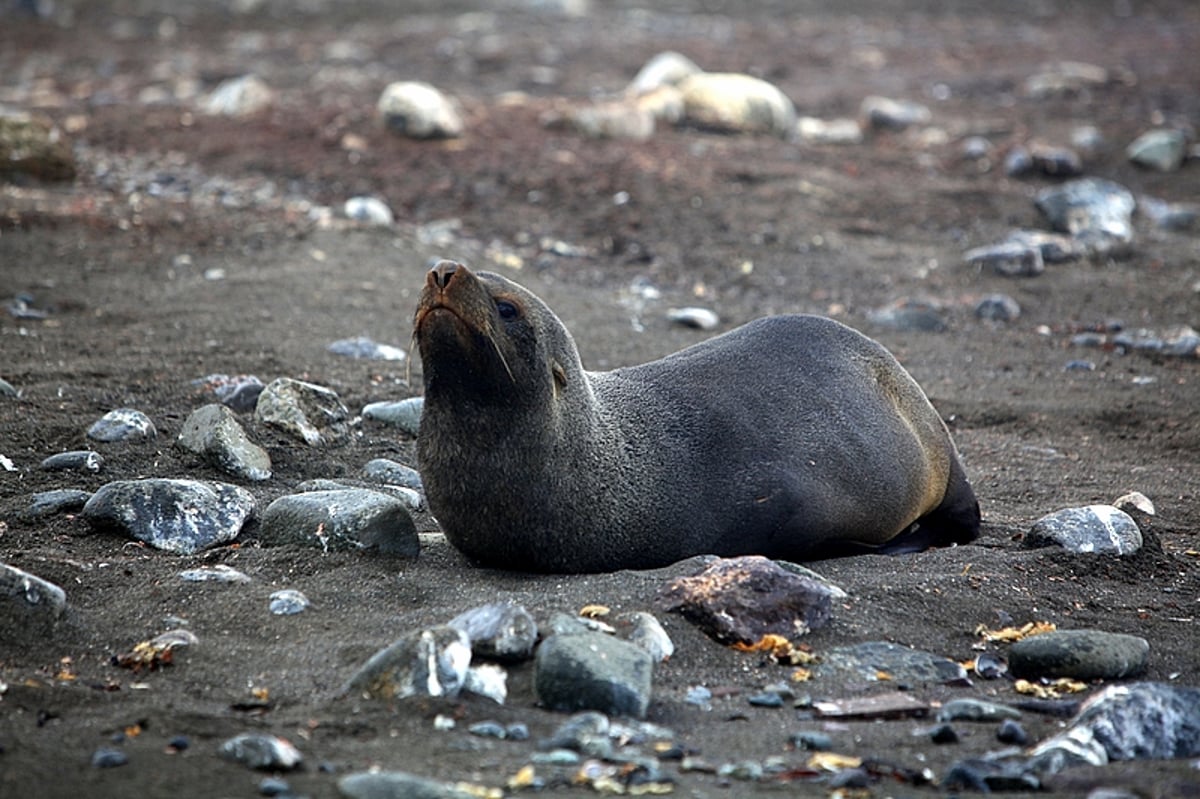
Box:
[429,259,460,289]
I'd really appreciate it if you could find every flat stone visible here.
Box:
[938,697,1021,722]
[203,75,273,116]
[177,403,271,481]
[338,771,481,799]
[817,641,968,686]
[340,625,471,701]
[1008,629,1149,681]
[81,479,255,554]
[1026,504,1142,555]
[259,489,419,555]
[218,733,302,770]
[964,241,1045,277]
[361,458,423,490]
[535,631,654,719]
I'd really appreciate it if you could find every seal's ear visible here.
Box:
[552,359,568,391]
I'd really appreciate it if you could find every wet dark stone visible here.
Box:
[997,719,1029,745]
[1009,629,1149,681]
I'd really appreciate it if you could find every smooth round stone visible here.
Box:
[343,196,394,226]
[87,408,157,442]
[377,81,463,139]
[362,397,423,436]
[938,697,1021,722]
[259,489,419,556]
[269,589,310,616]
[361,458,423,489]
[975,294,1022,322]
[40,450,103,472]
[964,242,1045,278]
[867,298,947,332]
[1026,505,1142,555]
[1009,629,1149,681]
[676,72,797,138]
[203,74,273,117]
[91,748,128,768]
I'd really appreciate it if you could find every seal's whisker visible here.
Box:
[486,331,516,383]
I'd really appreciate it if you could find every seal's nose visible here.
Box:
[429,260,459,289]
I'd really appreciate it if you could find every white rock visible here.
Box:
[377,81,463,139]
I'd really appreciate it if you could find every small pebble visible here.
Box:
[269,589,310,616]
[218,733,303,771]
[91,748,128,768]
[685,685,713,708]
[0,377,19,398]
[167,735,190,752]
[468,721,508,739]
[258,777,291,796]
[667,307,719,331]
[997,719,1029,745]
[974,294,1021,322]
[361,458,423,489]
[1064,360,1096,372]
[748,691,785,708]
[930,723,959,744]
[860,95,930,131]
[506,723,530,741]
[327,337,406,361]
[179,564,251,584]
[40,450,103,472]
[789,731,832,751]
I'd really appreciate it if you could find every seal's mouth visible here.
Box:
[413,260,516,384]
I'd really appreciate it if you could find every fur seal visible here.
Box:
[413,260,980,573]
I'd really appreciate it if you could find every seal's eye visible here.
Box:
[495,299,519,320]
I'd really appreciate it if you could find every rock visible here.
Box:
[626,611,674,663]
[789,731,833,751]
[943,757,1041,792]
[569,102,656,141]
[1027,142,1084,177]
[259,489,419,556]
[328,337,406,361]
[974,294,1022,322]
[930,723,959,744]
[676,73,797,138]
[1113,325,1200,358]
[338,770,481,799]
[964,242,1045,277]
[867,298,948,331]
[82,479,255,554]
[997,719,1030,745]
[1112,491,1155,516]
[0,377,18,398]
[218,733,302,770]
[192,374,265,413]
[463,663,508,703]
[535,631,654,718]
[343,196,394,226]
[817,641,969,686]
[377,81,463,139]
[1004,229,1085,264]
[24,488,92,519]
[1028,682,1200,774]
[177,404,272,481]
[1034,178,1136,257]
[254,378,350,445]
[90,748,129,768]
[0,562,67,635]
[0,111,76,181]
[179,564,251,583]
[203,75,273,116]
[1026,504,1142,555]
[362,397,424,436]
[447,602,538,662]
[666,307,719,330]
[796,116,864,144]
[859,96,931,131]
[627,51,702,95]
[938,697,1021,722]
[657,555,834,644]
[87,408,157,442]
[340,626,471,701]
[269,589,310,615]
[1024,61,1109,98]
[1139,196,1199,231]
[361,458,423,489]
[1008,629,1149,681]
[1126,128,1188,172]
[40,450,103,472]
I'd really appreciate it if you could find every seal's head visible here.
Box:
[413,260,576,412]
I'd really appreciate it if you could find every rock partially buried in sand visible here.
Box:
[259,489,419,555]
[535,630,654,719]
[87,408,157,442]
[82,478,255,554]
[0,562,67,635]
[1025,504,1142,555]
[1008,629,1149,681]
[338,771,481,799]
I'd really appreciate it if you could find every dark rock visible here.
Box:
[1009,629,1149,681]
[657,555,834,645]
[930,723,959,744]
[964,242,1044,277]
[866,297,947,331]
[817,641,968,685]
[340,626,471,701]
[997,719,1029,745]
[259,489,418,556]
[974,294,1021,322]
[192,374,265,413]
[24,488,92,519]
[943,757,1040,791]
[87,408,157,442]
[938,697,1021,722]
[40,450,103,472]
[447,602,538,662]
[1026,505,1142,555]
[859,95,930,131]
[90,748,128,768]
[535,631,654,718]
[82,479,254,554]
[361,458,423,489]
[0,562,67,635]
[789,731,833,751]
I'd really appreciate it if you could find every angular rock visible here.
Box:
[0,562,67,635]
[177,403,271,481]
[535,631,654,718]
[626,611,674,663]
[24,488,92,519]
[192,373,265,413]
[362,397,423,436]
[817,641,969,685]
[340,626,471,701]
[1026,504,1142,555]
[463,663,508,704]
[259,489,418,556]
[657,555,834,644]
[1034,178,1136,257]
[87,408,157,442]
[203,75,273,116]
[82,479,254,554]
[1126,128,1187,172]
[0,111,76,181]
[1008,629,1149,681]
[377,81,463,139]
[254,378,350,445]
[677,73,796,138]
[361,458,423,489]
[447,602,538,662]
[40,450,103,472]
[269,589,310,616]
[338,770,481,799]
[218,733,302,770]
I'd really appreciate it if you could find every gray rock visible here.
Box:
[1034,178,1136,257]
[259,489,418,556]
[0,562,67,634]
[535,631,655,718]
[192,373,264,412]
[40,450,103,472]
[1126,128,1188,172]
[1029,682,1200,773]
[1004,229,1086,264]
[203,75,273,116]
[859,95,931,131]
[964,242,1045,277]
[327,336,406,361]
[627,51,702,95]
[87,408,157,442]
[377,81,463,139]
[24,488,92,519]
[254,378,350,445]
[179,564,251,583]
[91,748,128,768]
[867,298,948,331]
[343,196,394,226]
[1026,504,1142,555]
[817,641,969,685]
[1009,629,1149,681]
[0,377,18,398]
[177,403,271,481]
[362,397,424,436]
[677,72,796,138]
[666,307,719,331]
[1113,325,1200,358]
[0,111,76,181]
[361,458,423,489]
[218,733,302,770]
[569,102,656,141]
[626,611,674,663]
[82,479,255,554]
[1139,196,1199,231]
[338,770,481,799]
[447,602,538,662]
[974,294,1022,322]
[938,697,1022,722]
[296,478,424,511]
[943,757,1041,792]
[340,625,471,701]
[463,663,508,703]
[269,589,310,615]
